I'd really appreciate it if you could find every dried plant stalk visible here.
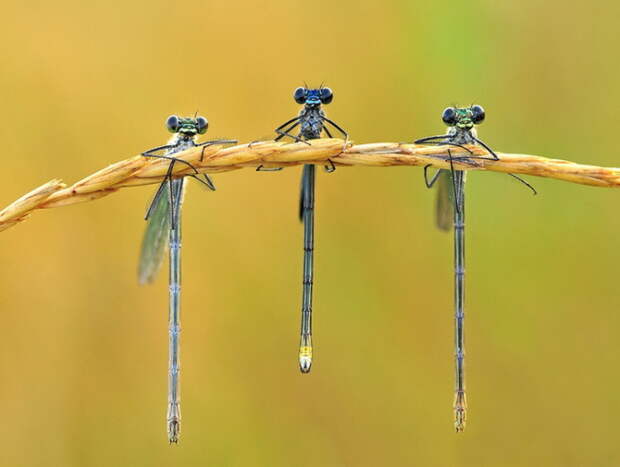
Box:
[1,138,619,233]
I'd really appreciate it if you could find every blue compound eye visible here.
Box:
[442,107,457,126]
[196,116,208,134]
[294,87,306,104]
[471,105,485,124]
[166,115,180,133]
[320,87,333,104]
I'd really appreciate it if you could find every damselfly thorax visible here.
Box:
[299,107,325,140]
[166,134,197,151]
[446,125,478,146]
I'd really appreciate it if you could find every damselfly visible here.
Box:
[138,115,235,443]
[416,105,535,432]
[264,86,348,373]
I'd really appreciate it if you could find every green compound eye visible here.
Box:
[196,116,208,134]
[166,115,180,133]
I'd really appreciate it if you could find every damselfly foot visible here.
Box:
[324,159,336,173]
[256,165,283,172]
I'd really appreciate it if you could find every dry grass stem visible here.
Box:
[1,138,619,232]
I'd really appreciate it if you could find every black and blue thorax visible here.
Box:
[299,106,325,141]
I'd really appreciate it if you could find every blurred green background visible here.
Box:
[1,1,619,466]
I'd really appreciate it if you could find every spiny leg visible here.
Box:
[277,119,301,135]
[142,150,202,176]
[274,116,306,144]
[321,127,337,173]
[253,117,298,149]
[143,144,175,154]
[324,159,336,173]
[145,145,226,192]
[299,164,315,373]
[322,117,350,172]
[423,165,444,188]
[414,135,477,158]
[275,120,308,145]
[143,143,222,191]
[256,166,283,172]
[203,174,216,191]
[256,120,303,170]
[506,173,537,195]
[415,135,452,144]
[275,126,304,143]
[447,149,461,216]
[145,161,175,221]
[198,139,237,162]
[472,136,500,161]
[196,138,237,147]
[274,116,300,134]
[321,117,349,141]
[167,161,177,229]
[454,138,538,193]
[143,152,208,208]
[425,141,475,157]
[188,174,216,191]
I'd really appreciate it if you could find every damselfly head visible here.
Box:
[293,87,333,107]
[442,105,485,130]
[166,115,208,138]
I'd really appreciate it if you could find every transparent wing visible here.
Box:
[138,182,171,284]
[435,170,455,232]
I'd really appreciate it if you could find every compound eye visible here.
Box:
[471,105,485,124]
[441,107,457,125]
[294,87,306,104]
[196,116,208,134]
[166,115,180,133]
[320,87,333,104]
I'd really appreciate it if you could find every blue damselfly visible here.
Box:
[263,86,348,373]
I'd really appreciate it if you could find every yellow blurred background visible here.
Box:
[1,1,619,465]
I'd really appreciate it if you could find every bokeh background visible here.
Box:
[1,1,619,466]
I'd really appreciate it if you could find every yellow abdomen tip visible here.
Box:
[299,346,313,373]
